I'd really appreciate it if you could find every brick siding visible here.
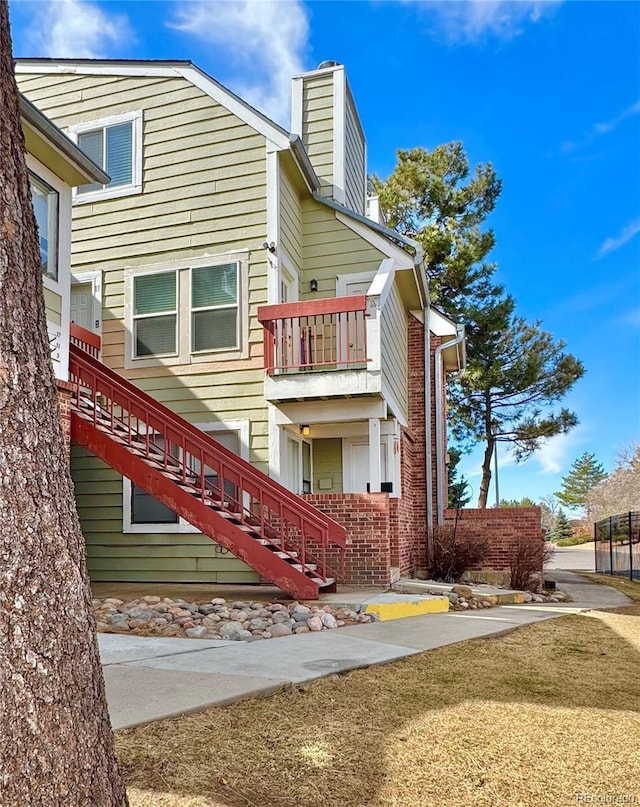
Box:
[304,493,392,585]
[56,380,75,453]
[444,507,545,572]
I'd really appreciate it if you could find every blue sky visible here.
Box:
[9,0,640,505]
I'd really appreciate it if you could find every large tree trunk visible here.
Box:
[0,6,128,805]
[477,437,494,509]
[477,396,494,508]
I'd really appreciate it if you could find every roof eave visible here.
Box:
[19,94,109,184]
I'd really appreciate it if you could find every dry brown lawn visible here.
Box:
[118,606,640,807]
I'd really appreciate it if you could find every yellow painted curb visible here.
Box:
[365,597,450,621]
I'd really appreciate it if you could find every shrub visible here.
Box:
[429,523,490,582]
[555,533,592,547]
[509,535,555,591]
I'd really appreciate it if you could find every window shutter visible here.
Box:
[105,122,133,187]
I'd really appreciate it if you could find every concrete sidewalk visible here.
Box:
[101,570,630,730]
[546,542,596,571]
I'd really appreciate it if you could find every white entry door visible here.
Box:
[345,439,388,493]
[336,271,375,299]
[70,282,94,331]
[336,273,374,366]
[284,432,312,494]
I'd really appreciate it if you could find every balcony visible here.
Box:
[257,295,383,402]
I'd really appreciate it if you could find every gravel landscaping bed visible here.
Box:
[93,585,572,642]
[93,596,378,641]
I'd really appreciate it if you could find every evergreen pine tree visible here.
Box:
[551,510,573,542]
[556,452,608,511]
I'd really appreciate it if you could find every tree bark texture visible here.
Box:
[478,438,493,509]
[0,5,128,805]
[477,396,494,509]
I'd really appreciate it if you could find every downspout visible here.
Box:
[425,305,434,543]
[434,324,465,524]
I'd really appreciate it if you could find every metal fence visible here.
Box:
[594,512,640,580]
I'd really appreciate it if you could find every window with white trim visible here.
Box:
[191,263,238,352]
[133,271,178,358]
[126,255,247,366]
[29,173,59,281]
[71,111,142,201]
[124,422,249,533]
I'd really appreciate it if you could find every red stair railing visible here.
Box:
[68,341,346,587]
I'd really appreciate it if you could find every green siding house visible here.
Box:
[20,93,108,387]
[16,59,464,589]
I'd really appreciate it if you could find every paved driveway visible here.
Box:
[547,541,595,571]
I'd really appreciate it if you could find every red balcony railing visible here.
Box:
[257,296,369,374]
[70,322,101,360]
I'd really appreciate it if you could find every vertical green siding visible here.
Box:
[312,438,343,493]
[381,279,408,422]
[344,94,366,215]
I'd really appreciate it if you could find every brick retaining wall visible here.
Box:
[444,507,544,572]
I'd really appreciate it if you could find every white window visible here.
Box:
[191,263,239,352]
[133,271,178,358]
[70,111,142,202]
[125,254,248,367]
[30,173,59,282]
[123,421,250,533]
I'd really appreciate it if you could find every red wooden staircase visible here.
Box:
[68,325,346,599]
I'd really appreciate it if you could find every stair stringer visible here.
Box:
[72,415,323,600]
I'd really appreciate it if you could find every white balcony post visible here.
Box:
[366,295,381,371]
[368,417,381,493]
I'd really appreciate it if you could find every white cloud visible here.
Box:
[532,429,585,475]
[26,0,131,59]
[562,99,640,154]
[168,0,309,127]
[421,1,561,44]
[598,217,640,258]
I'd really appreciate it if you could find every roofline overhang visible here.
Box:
[20,94,109,184]
[16,58,291,150]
